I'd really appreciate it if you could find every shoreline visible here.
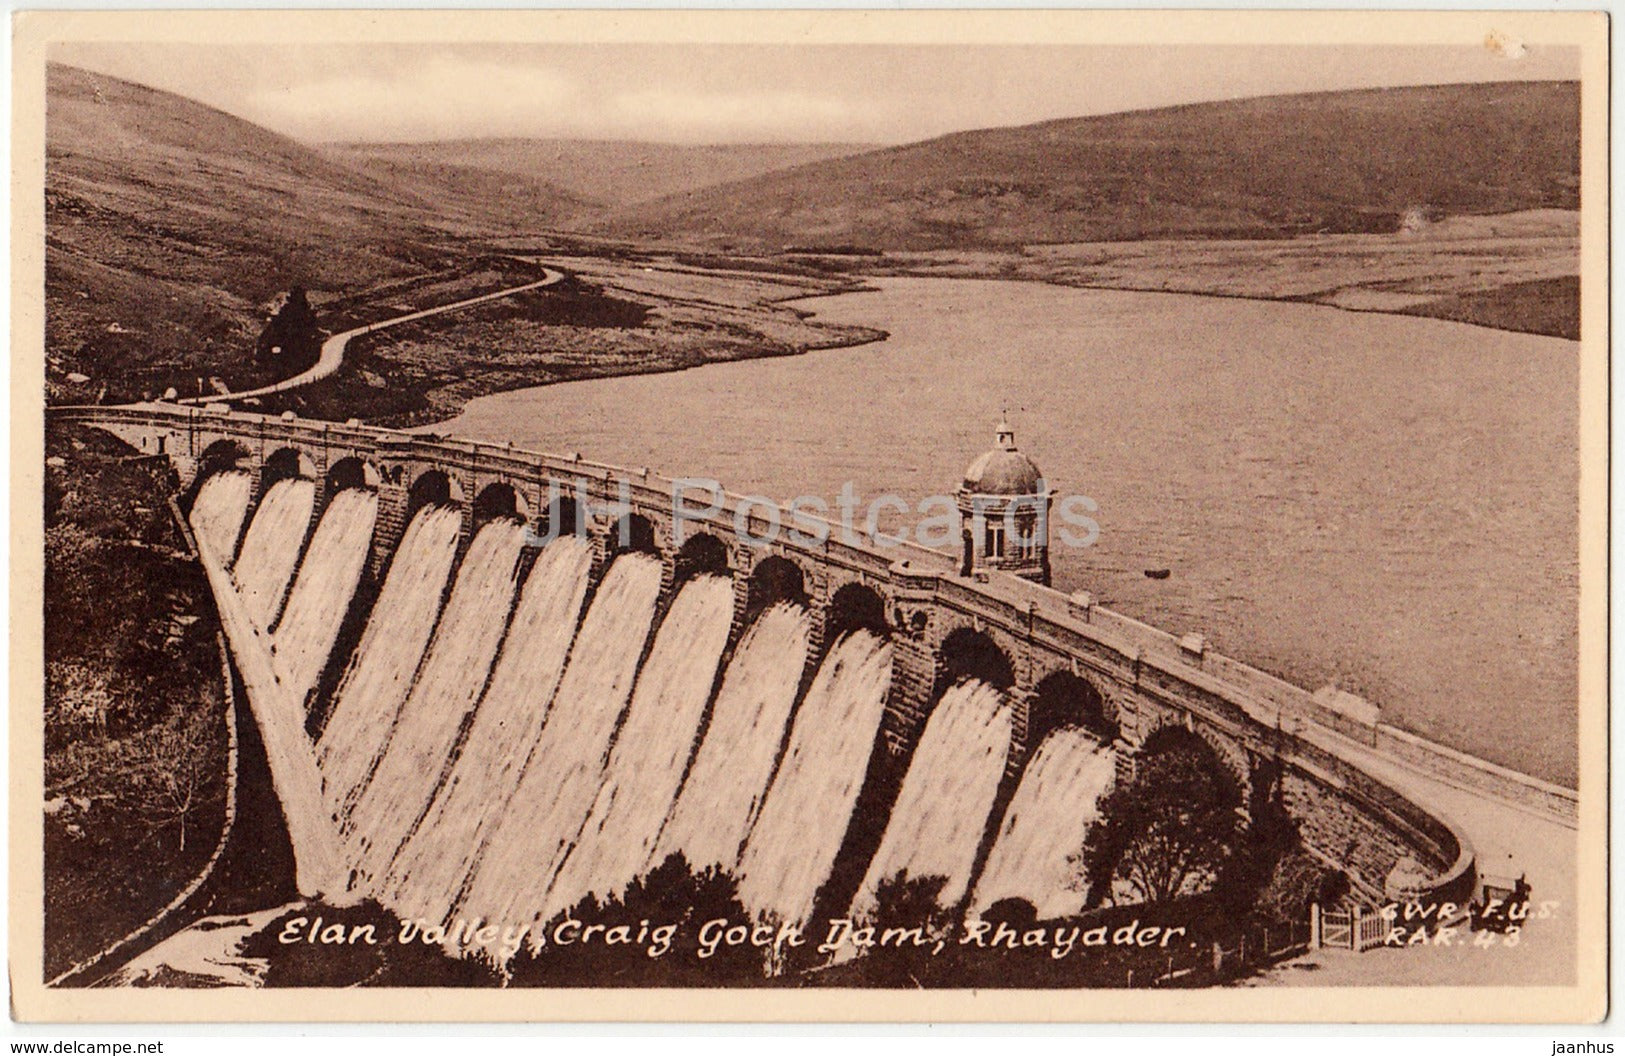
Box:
[400,262,1572,434]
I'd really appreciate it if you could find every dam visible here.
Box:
[52,401,1498,975]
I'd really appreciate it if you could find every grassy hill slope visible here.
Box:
[326,138,871,210]
[602,82,1580,250]
[45,62,582,400]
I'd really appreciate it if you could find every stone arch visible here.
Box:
[673,531,730,586]
[325,456,381,495]
[1196,725,1255,807]
[1140,722,1246,809]
[472,481,528,533]
[193,438,253,488]
[746,554,808,620]
[406,468,465,521]
[935,625,1016,698]
[1029,669,1117,747]
[607,512,660,556]
[826,582,889,642]
[261,446,317,492]
[544,492,582,540]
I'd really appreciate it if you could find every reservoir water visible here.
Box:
[435,277,1579,784]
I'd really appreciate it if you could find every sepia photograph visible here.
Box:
[8,9,1608,1024]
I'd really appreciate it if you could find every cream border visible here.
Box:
[9,8,1609,1024]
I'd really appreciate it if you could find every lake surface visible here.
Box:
[435,277,1578,784]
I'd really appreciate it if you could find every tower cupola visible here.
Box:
[956,420,1053,585]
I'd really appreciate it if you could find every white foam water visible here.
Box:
[542,573,735,918]
[654,602,811,873]
[316,504,462,810]
[381,535,594,926]
[187,471,253,563]
[851,679,1012,919]
[735,630,894,930]
[190,474,340,894]
[233,477,316,631]
[270,487,378,704]
[342,518,528,891]
[454,552,664,957]
[970,728,1116,919]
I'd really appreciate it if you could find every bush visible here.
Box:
[1080,733,1241,906]
[1255,852,1350,924]
[852,872,954,985]
[507,853,768,987]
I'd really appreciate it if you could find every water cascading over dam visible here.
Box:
[75,403,1480,978]
[342,517,530,891]
[188,471,253,565]
[851,679,1013,919]
[318,504,463,807]
[233,477,315,630]
[382,535,594,926]
[270,487,378,702]
[185,459,1418,971]
[454,551,667,951]
[654,602,812,874]
[200,476,1018,961]
[735,630,895,931]
[542,573,735,919]
[971,730,1117,919]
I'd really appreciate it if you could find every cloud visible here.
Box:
[237,55,858,143]
[239,56,583,141]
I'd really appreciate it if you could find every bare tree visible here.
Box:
[133,707,216,853]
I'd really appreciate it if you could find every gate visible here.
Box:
[1313,904,1389,952]
[1353,908,1390,951]
[1317,906,1352,949]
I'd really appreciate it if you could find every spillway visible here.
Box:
[970,728,1116,919]
[184,462,1129,960]
[342,518,529,890]
[270,487,378,703]
[189,468,340,893]
[382,534,594,926]
[454,551,664,957]
[735,630,894,931]
[233,477,316,630]
[654,602,811,873]
[187,470,253,563]
[543,573,735,918]
[851,679,1012,919]
[316,504,462,810]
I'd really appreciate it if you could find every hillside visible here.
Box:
[603,82,1581,250]
[326,138,870,211]
[44,63,582,400]
[44,67,1583,404]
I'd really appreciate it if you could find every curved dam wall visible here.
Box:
[58,403,1479,935]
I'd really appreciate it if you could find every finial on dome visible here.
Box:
[996,418,1015,451]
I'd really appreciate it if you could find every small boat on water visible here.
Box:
[1144,568,1171,580]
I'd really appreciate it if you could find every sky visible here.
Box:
[52,41,1578,145]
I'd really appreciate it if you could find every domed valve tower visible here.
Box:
[957,420,1054,585]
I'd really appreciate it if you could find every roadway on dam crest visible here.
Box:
[181,267,566,406]
[1259,730,1579,988]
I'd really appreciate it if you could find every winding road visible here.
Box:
[182,267,565,406]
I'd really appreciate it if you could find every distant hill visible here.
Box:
[601,82,1581,250]
[45,66,1583,398]
[44,62,582,397]
[326,138,871,210]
